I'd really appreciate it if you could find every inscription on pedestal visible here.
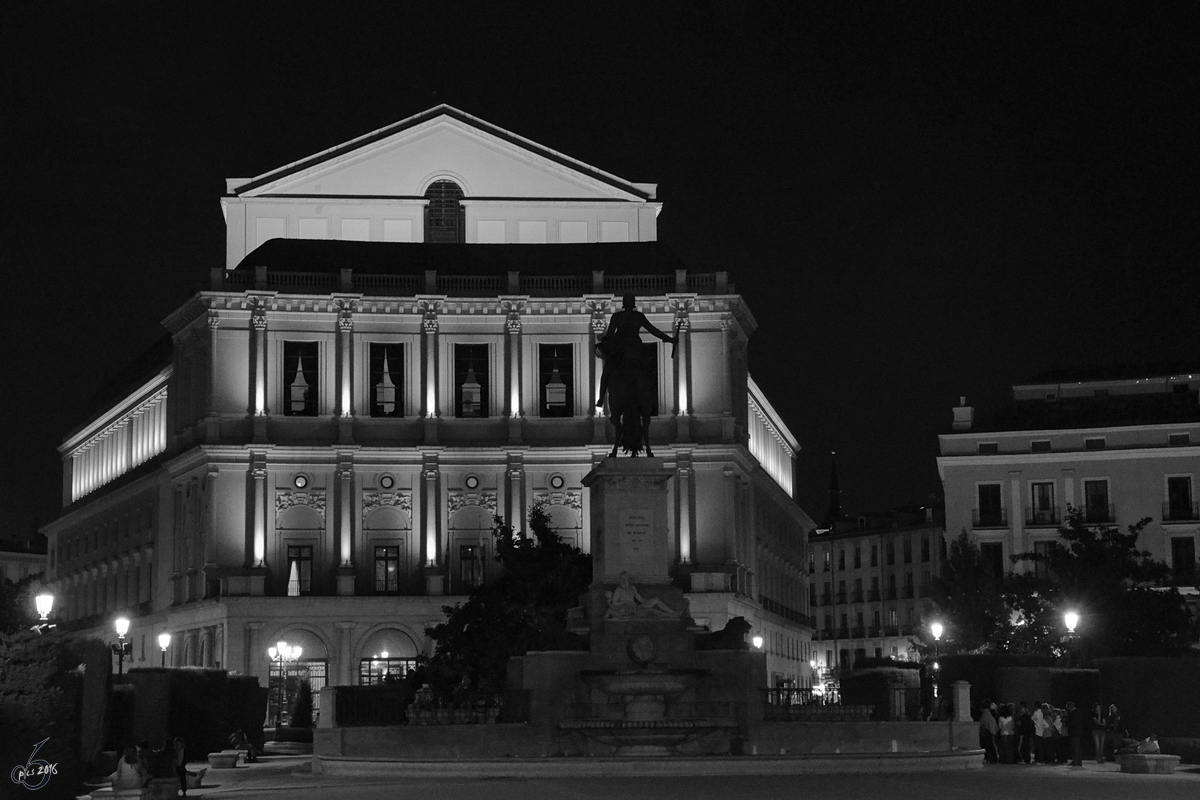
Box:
[619,510,652,572]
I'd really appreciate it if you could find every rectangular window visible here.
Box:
[1167,476,1195,521]
[853,578,863,601]
[1031,440,1052,453]
[1034,540,1054,580]
[1083,479,1111,523]
[1030,481,1056,525]
[809,583,817,605]
[1084,437,1106,451]
[978,442,999,454]
[283,342,319,417]
[286,545,313,595]
[976,484,1004,527]
[979,542,1004,581]
[369,344,404,417]
[921,536,930,562]
[1171,537,1196,579]
[838,549,846,570]
[837,580,846,604]
[454,344,489,418]
[886,542,895,566]
[870,545,878,567]
[1169,433,1191,446]
[872,610,881,629]
[823,615,832,633]
[887,574,897,600]
[808,552,814,574]
[459,544,484,589]
[903,537,913,564]
[539,343,573,417]
[374,546,400,593]
[854,547,861,568]
[870,576,879,600]
[823,551,830,571]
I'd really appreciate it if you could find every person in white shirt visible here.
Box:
[1031,699,1048,763]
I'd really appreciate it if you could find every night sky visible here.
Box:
[3,2,1197,543]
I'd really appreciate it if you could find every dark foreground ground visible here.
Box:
[143,754,1200,800]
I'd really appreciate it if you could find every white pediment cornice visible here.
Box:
[228,105,653,203]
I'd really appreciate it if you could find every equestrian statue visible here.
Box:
[595,293,677,458]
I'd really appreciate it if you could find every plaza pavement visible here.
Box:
[174,753,1200,800]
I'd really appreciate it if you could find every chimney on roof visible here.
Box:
[952,396,974,431]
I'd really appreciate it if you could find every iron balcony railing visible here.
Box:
[1083,504,1116,524]
[1163,500,1200,522]
[1025,507,1062,527]
[973,508,1009,528]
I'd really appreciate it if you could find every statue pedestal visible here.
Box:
[582,457,673,586]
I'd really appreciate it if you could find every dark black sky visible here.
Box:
[3,1,1198,542]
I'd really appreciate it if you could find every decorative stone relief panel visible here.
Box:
[362,490,413,520]
[447,491,498,516]
[532,490,583,515]
[275,490,327,518]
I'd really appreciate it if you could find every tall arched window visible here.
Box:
[424,180,465,243]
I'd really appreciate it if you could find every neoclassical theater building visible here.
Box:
[42,106,817,717]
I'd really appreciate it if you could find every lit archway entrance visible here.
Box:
[358,628,419,685]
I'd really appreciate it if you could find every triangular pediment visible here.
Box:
[229,105,652,202]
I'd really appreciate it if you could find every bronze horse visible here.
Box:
[605,342,659,457]
[596,294,677,458]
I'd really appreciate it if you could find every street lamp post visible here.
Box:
[1063,610,1080,667]
[929,621,944,709]
[111,617,132,676]
[267,641,302,728]
[158,632,172,667]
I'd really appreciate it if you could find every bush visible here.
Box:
[0,630,100,800]
[289,679,313,729]
[227,676,268,753]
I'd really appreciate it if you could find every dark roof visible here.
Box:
[75,334,173,436]
[969,390,1200,433]
[233,238,688,277]
[1020,363,1200,385]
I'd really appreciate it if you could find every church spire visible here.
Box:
[823,451,843,529]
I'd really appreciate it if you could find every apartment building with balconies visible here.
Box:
[938,368,1200,587]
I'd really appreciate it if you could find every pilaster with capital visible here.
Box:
[502,298,526,440]
[335,299,357,441]
[337,457,357,595]
[418,299,442,441]
[420,453,443,594]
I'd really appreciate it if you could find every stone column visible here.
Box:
[204,311,220,442]
[720,315,735,442]
[676,451,694,566]
[244,621,265,680]
[421,453,443,594]
[336,299,355,445]
[247,452,267,596]
[587,298,609,440]
[251,300,269,443]
[503,299,525,443]
[335,621,357,686]
[336,456,356,595]
[419,299,441,444]
[506,453,525,532]
[669,296,694,441]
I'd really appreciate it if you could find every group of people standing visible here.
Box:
[977,699,1125,766]
[109,738,191,796]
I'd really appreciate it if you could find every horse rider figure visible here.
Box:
[595,293,677,457]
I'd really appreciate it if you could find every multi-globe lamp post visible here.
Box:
[267,641,302,728]
[111,617,132,676]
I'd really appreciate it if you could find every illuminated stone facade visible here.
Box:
[42,107,818,712]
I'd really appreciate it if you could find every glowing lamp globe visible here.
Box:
[35,593,54,621]
[115,617,130,638]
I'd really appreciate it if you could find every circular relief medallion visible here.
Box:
[379,475,395,490]
[293,474,308,489]
[627,635,657,665]
[465,475,480,490]
[549,474,565,489]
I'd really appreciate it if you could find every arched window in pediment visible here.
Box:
[424,180,465,243]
